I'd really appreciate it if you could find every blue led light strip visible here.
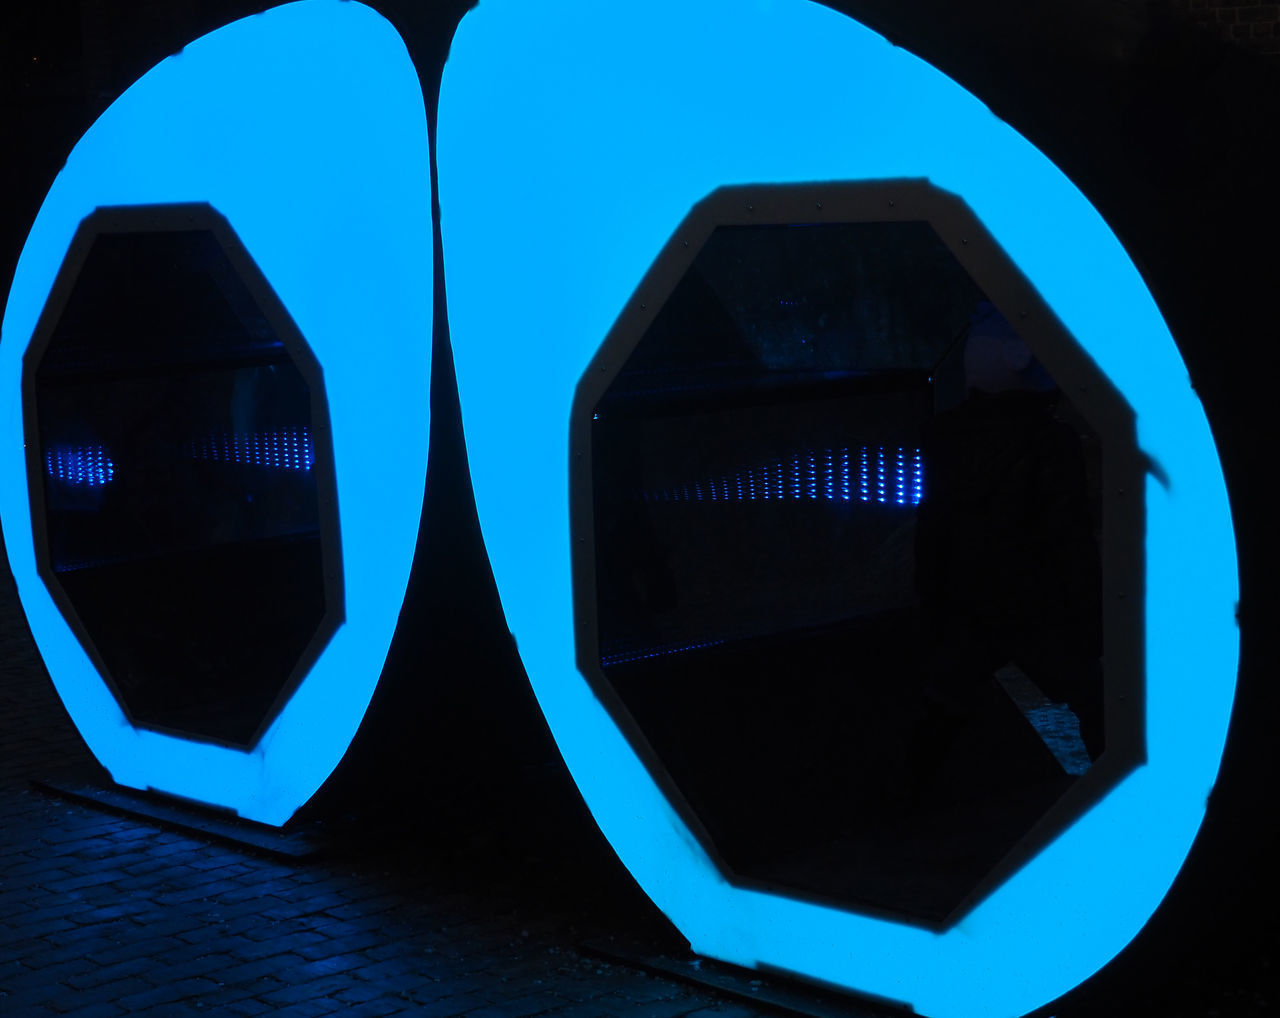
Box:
[601,636,727,667]
[45,445,116,487]
[186,427,315,471]
[645,445,924,505]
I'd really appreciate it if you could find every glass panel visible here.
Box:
[33,227,329,746]
[589,222,1103,921]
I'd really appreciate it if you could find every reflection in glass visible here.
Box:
[33,227,331,746]
[590,223,1103,922]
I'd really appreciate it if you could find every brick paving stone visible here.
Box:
[11,942,108,977]
[63,957,158,991]
[142,950,234,985]
[170,865,257,889]
[108,871,197,895]
[484,954,590,987]
[401,990,491,1015]
[561,969,687,1005]
[264,998,346,1018]
[0,922,68,950]
[128,914,217,940]
[586,991,710,1018]
[256,899,316,922]
[220,999,275,1017]
[3,856,77,881]
[370,975,449,1001]
[186,852,264,873]
[340,999,411,1018]
[214,951,308,984]
[83,933,195,969]
[40,819,129,844]
[55,836,137,862]
[332,981,386,1004]
[288,957,376,988]
[0,887,49,915]
[294,926,385,960]
[235,920,295,943]
[98,826,160,845]
[0,996,59,1018]
[462,990,566,1017]
[0,956,101,994]
[196,895,287,927]
[213,932,295,962]
[42,918,141,949]
[218,929,330,961]
[58,1003,127,1018]
[282,890,348,915]
[202,975,288,1007]
[126,1005,210,1017]
[4,884,79,910]
[213,879,298,905]
[346,954,424,981]
[262,971,364,1004]
[65,845,152,868]
[155,878,249,905]
[422,971,490,997]
[540,999,639,1018]
[361,938,426,963]
[42,870,125,896]
[72,900,156,924]
[44,975,157,1010]
[334,914,424,943]
[320,895,403,920]
[110,976,221,1011]
[278,867,333,886]
[212,865,280,886]
[117,856,176,876]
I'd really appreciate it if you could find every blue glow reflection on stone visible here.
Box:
[437,2,1238,1015]
[0,0,432,825]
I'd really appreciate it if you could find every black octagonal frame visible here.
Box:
[21,202,344,751]
[569,179,1146,929]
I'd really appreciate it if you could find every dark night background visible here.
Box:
[2,2,1278,1016]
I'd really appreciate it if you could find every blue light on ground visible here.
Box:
[45,445,116,487]
[995,663,1093,778]
[0,0,432,825]
[1024,705,1092,777]
[438,2,1238,1015]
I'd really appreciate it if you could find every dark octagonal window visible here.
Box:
[571,181,1144,927]
[23,203,343,748]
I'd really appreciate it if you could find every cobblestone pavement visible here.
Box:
[0,528,784,1018]
[2,531,1278,1018]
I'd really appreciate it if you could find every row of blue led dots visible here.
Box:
[187,427,315,472]
[45,428,316,487]
[601,636,727,667]
[44,445,116,487]
[645,446,924,506]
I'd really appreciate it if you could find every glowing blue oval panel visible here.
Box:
[437,2,1238,1014]
[0,0,432,825]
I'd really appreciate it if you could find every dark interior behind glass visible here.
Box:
[589,222,1103,922]
[33,228,329,746]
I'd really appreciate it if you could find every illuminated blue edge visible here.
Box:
[0,0,433,826]
[436,2,1239,1016]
